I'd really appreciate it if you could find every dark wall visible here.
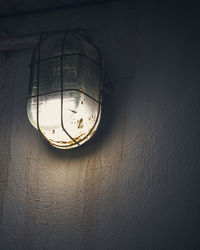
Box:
[0,1,200,249]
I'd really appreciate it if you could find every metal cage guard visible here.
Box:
[30,28,103,148]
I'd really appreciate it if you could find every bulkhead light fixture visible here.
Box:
[27,29,103,149]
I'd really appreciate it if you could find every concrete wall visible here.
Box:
[0,1,200,249]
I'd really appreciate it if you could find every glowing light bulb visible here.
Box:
[27,91,101,149]
[27,30,102,149]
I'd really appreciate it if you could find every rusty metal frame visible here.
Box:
[28,29,103,148]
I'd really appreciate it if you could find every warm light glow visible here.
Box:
[27,90,101,149]
[27,30,102,149]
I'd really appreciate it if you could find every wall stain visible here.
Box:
[81,150,102,250]
[23,152,43,250]
[0,56,17,227]
[23,154,57,250]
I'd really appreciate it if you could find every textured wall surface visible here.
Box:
[0,1,200,249]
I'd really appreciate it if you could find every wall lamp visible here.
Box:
[27,29,103,149]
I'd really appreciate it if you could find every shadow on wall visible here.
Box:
[195,243,200,250]
[37,70,134,162]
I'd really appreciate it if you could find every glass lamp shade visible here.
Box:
[27,30,102,149]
